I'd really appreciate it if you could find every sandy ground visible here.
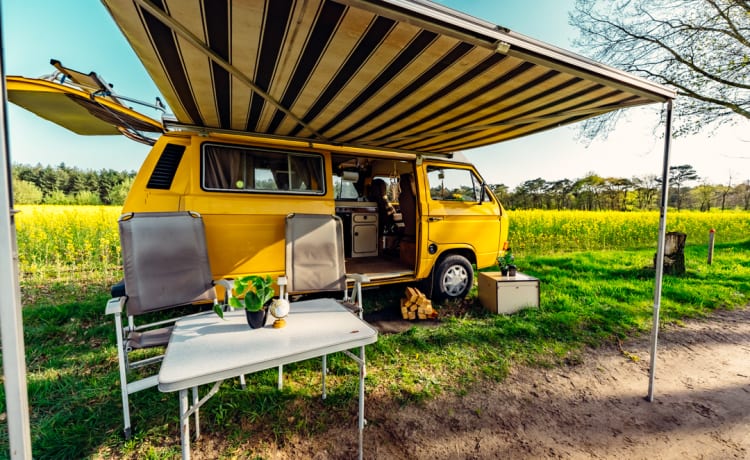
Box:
[271,306,750,459]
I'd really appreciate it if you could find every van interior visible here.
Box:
[331,154,417,282]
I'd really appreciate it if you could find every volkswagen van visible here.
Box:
[124,129,508,300]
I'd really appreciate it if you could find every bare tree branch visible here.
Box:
[571,0,750,138]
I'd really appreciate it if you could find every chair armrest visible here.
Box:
[214,278,234,291]
[347,273,370,284]
[105,297,126,315]
[213,278,235,303]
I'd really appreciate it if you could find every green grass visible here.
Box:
[1,240,749,458]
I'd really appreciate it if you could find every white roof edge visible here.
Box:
[340,0,677,101]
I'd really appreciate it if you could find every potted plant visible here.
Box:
[214,275,275,329]
[498,248,517,277]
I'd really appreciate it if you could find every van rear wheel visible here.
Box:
[432,254,473,302]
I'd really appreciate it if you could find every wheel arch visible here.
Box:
[435,247,476,267]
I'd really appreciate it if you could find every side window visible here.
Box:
[202,144,324,194]
[426,166,489,202]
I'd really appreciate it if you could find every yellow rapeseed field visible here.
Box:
[13,206,750,280]
[508,209,750,254]
[15,205,122,281]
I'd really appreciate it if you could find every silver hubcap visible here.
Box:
[442,265,468,296]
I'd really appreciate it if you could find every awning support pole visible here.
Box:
[647,99,673,402]
[0,3,33,456]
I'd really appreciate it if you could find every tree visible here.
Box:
[692,182,717,211]
[601,177,632,210]
[573,173,604,210]
[12,179,43,204]
[735,180,750,210]
[665,164,700,210]
[571,0,750,138]
[633,174,660,209]
[107,177,135,206]
[515,178,548,208]
[546,179,574,210]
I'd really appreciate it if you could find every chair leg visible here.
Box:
[278,365,283,390]
[113,313,133,439]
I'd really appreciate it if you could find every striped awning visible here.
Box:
[101,0,675,154]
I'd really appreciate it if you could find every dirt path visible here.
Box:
[279,306,750,459]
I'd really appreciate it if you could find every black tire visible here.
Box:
[432,254,473,302]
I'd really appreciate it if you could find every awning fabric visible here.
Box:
[101,0,675,154]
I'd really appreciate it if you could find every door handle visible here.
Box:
[428,217,443,222]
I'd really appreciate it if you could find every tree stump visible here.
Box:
[654,232,687,275]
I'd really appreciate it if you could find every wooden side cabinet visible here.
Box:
[478,272,540,314]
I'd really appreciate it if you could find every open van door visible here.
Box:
[6,61,163,145]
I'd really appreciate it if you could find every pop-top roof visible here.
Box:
[101,0,675,154]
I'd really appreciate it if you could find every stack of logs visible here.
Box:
[400,287,438,320]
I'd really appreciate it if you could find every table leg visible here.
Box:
[322,355,327,400]
[179,389,191,460]
[192,386,200,439]
[358,345,366,460]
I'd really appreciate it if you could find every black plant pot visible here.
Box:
[507,265,517,277]
[500,267,509,276]
[245,308,268,329]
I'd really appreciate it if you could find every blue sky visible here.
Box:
[3,0,747,186]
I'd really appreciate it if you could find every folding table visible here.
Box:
[158,298,378,459]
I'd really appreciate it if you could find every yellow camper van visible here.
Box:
[7,0,674,300]
[121,130,508,300]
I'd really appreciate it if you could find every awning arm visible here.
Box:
[132,0,330,142]
[647,99,674,402]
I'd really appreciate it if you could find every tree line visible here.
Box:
[10,162,749,211]
[492,165,750,211]
[12,163,135,205]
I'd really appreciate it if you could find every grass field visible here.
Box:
[3,206,750,458]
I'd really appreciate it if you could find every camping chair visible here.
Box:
[105,211,233,439]
[276,213,368,395]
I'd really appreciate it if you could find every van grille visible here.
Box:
[146,144,185,190]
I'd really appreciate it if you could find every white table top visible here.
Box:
[158,298,378,392]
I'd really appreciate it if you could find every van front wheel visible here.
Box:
[433,255,473,302]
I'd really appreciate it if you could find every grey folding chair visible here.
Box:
[105,211,232,439]
[276,213,368,394]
